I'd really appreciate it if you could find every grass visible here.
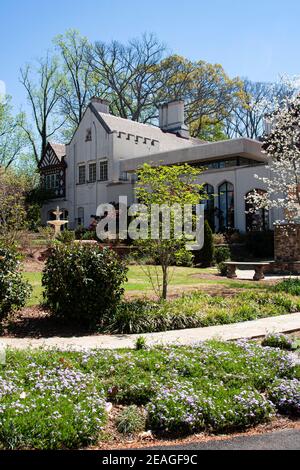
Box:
[0,341,299,449]
[23,266,263,307]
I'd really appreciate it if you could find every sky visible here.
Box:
[1,0,300,112]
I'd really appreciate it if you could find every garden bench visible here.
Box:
[224,261,274,281]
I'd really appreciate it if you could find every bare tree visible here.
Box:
[89,33,167,123]
[224,79,295,139]
[20,55,65,163]
[54,30,101,138]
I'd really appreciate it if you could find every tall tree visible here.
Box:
[157,55,244,140]
[89,33,167,123]
[224,79,295,139]
[54,30,100,139]
[0,95,26,169]
[20,55,65,164]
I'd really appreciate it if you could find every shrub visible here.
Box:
[0,246,32,319]
[215,246,231,265]
[57,230,75,245]
[217,262,228,277]
[116,406,146,435]
[262,333,293,350]
[273,279,300,296]
[42,244,128,326]
[268,379,300,416]
[200,221,215,267]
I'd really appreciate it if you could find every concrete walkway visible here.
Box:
[236,269,300,281]
[0,312,300,351]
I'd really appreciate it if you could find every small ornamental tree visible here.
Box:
[42,244,128,326]
[134,163,204,300]
[247,95,300,222]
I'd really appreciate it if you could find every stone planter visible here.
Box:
[273,224,300,274]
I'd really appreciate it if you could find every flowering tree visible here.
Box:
[248,94,300,223]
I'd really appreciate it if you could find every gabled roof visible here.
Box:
[39,142,67,169]
[48,142,66,161]
[97,112,204,152]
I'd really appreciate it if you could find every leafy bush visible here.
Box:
[57,230,75,245]
[273,279,300,296]
[42,244,128,326]
[215,246,231,264]
[116,406,146,434]
[268,379,300,416]
[217,262,228,277]
[135,336,148,350]
[200,221,215,267]
[0,246,32,319]
[262,333,293,350]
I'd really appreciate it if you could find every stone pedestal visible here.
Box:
[273,224,300,274]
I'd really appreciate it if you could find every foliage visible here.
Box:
[134,163,203,299]
[273,279,300,296]
[42,244,128,326]
[135,336,148,351]
[0,340,298,448]
[103,290,300,334]
[268,379,300,416]
[56,229,75,245]
[0,246,32,319]
[116,406,146,435]
[261,333,293,350]
[247,94,300,222]
[215,246,231,264]
[200,221,215,267]
[0,95,27,169]
[0,363,106,449]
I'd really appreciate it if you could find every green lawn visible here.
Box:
[23,266,263,307]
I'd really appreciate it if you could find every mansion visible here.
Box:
[40,98,281,233]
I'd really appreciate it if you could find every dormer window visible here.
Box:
[85,128,92,142]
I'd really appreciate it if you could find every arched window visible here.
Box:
[77,207,84,227]
[203,184,215,232]
[245,190,269,231]
[218,182,234,232]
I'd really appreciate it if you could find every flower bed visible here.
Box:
[0,340,299,449]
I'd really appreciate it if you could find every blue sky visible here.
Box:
[1,0,300,111]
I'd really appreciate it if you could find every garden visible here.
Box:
[0,338,299,449]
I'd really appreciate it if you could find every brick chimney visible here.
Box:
[159,100,189,139]
[90,97,110,114]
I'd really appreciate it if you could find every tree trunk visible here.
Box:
[162,265,168,300]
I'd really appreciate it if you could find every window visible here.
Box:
[89,163,97,183]
[218,182,234,232]
[85,128,92,142]
[77,207,84,227]
[245,190,269,231]
[99,160,108,182]
[203,184,215,232]
[78,165,86,185]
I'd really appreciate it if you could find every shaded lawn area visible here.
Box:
[23,266,264,307]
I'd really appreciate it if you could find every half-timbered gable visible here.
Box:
[39,143,67,198]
